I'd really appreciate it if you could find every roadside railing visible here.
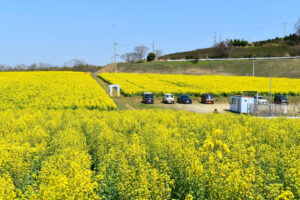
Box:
[248,104,300,117]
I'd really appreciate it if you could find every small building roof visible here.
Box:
[231,95,255,98]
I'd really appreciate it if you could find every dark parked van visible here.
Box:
[142,92,154,104]
[201,93,215,104]
[274,95,289,105]
[177,94,192,104]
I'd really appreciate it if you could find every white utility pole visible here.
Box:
[214,32,216,46]
[269,65,272,103]
[113,42,118,73]
[152,40,155,53]
[252,55,256,77]
[284,22,287,37]
[270,76,272,103]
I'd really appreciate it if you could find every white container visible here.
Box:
[230,95,255,113]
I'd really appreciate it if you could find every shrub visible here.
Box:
[147,53,156,62]
[185,55,194,59]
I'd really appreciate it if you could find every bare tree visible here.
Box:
[130,52,140,62]
[123,52,139,62]
[121,52,144,62]
[0,65,5,71]
[155,50,163,57]
[296,18,300,35]
[134,45,149,61]
[63,59,85,67]
[121,53,130,62]
[121,45,149,62]
[38,62,52,69]
[15,64,26,71]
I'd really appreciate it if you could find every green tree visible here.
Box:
[147,52,156,62]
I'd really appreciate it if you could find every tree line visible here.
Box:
[121,45,163,62]
[0,59,102,73]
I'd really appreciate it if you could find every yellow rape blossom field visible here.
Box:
[0,72,116,110]
[0,71,299,200]
[0,109,299,200]
[99,73,300,96]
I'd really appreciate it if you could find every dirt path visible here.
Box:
[92,73,231,114]
[160,103,229,114]
[125,104,135,110]
[90,74,230,113]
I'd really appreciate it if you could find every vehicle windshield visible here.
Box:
[281,95,287,100]
[206,94,213,99]
[145,94,153,98]
[166,95,173,98]
[181,95,189,99]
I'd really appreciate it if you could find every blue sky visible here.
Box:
[0,0,300,66]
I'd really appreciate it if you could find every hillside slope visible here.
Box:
[99,58,300,78]
[160,44,300,60]
[161,35,300,60]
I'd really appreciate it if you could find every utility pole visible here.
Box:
[268,64,273,116]
[214,32,216,46]
[252,55,256,77]
[152,40,155,53]
[269,65,272,103]
[270,76,272,103]
[113,42,118,73]
[284,22,287,37]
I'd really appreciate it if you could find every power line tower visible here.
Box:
[113,42,118,73]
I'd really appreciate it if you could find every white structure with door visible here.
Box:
[109,84,120,97]
[230,95,255,113]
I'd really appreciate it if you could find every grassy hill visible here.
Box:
[99,35,300,78]
[99,58,300,78]
[160,44,300,60]
[160,35,300,60]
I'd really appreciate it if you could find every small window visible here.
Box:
[231,98,236,104]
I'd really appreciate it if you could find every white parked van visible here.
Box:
[254,96,268,104]
[162,93,175,104]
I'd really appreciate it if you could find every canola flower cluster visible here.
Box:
[99,73,300,96]
[0,72,116,110]
[0,109,299,199]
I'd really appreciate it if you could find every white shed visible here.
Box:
[230,95,255,113]
[109,84,120,97]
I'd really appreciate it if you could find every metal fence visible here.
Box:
[248,104,300,117]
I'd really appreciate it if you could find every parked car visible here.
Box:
[254,96,268,104]
[162,93,175,104]
[274,94,289,105]
[201,93,215,104]
[177,94,192,104]
[142,92,154,104]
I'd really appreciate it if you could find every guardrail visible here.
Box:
[167,56,300,62]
